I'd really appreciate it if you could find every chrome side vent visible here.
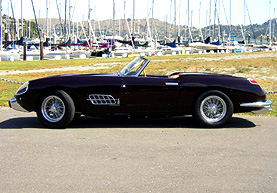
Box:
[88,94,120,106]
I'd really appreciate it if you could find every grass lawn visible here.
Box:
[0,52,276,116]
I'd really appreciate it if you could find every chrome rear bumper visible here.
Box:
[9,97,29,112]
[240,100,272,114]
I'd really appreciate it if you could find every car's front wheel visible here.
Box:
[37,90,75,128]
[193,90,233,128]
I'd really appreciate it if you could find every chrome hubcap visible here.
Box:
[41,95,65,123]
[200,95,227,123]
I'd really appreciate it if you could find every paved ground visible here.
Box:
[0,108,276,193]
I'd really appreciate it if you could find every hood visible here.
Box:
[34,73,117,80]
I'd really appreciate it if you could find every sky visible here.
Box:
[2,0,277,28]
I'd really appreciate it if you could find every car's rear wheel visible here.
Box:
[193,90,233,128]
[37,90,75,128]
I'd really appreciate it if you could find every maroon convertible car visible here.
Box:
[9,57,272,128]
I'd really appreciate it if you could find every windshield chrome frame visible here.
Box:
[118,57,150,77]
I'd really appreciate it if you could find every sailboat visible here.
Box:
[188,37,224,52]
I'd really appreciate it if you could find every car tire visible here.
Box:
[193,90,233,128]
[37,90,75,129]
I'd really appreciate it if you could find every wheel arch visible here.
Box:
[36,87,83,113]
[191,86,235,111]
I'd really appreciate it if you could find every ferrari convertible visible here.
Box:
[9,57,272,128]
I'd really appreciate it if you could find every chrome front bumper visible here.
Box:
[240,100,272,114]
[9,97,29,112]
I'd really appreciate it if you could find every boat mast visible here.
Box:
[178,0,181,36]
[209,0,211,37]
[0,0,2,50]
[123,0,126,36]
[31,0,41,40]
[244,0,246,30]
[112,0,115,48]
[218,0,221,41]
[188,0,189,40]
[28,20,30,38]
[174,0,176,37]
[269,0,272,45]
[69,0,71,38]
[152,0,154,39]
[199,1,203,41]
[188,0,192,42]
[169,0,172,38]
[88,0,91,39]
[133,0,135,35]
[31,0,43,60]
[55,0,63,36]
[65,0,67,38]
[273,8,276,40]
[9,0,17,42]
[213,0,217,40]
[205,10,208,39]
[230,0,232,39]
[49,1,51,38]
[165,14,168,38]
[46,0,49,37]
[21,0,23,37]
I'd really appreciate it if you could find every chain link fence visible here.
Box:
[0,77,24,85]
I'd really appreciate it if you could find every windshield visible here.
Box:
[119,57,147,76]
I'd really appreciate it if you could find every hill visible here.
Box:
[37,17,277,41]
[3,14,277,42]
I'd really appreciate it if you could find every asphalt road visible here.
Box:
[0,108,276,193]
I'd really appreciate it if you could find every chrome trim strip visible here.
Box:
[240,100,272,108]
[165,82,179,86]
[9,97,29,112]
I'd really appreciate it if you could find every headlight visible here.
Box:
[15,81,29,96]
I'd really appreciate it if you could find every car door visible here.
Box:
[120,76,181,113]
[77,75,126,115]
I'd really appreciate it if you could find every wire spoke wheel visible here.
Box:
[37,90,75,129]
[200,96,227,123]
[41,95,65,123]
[193,90,233,128]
